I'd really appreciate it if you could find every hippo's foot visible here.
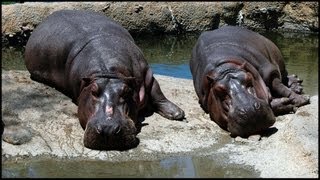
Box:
[287,74,303,94]
[155,100,185,120]
[149,77,185,121]
[270,77,310,115]
[270,93,310,115]
[289,92,310,107]
[270,97,295,115]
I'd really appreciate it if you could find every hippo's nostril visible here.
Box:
[96,123,121,136]
[96,125,102,134]
[238,108,246,115]
[254,102,260,110]
[114,125,121,135]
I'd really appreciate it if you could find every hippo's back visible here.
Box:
[25,10,133,69]
[26,10,132,49]
[190,26,287,97]
[25,10,134,94]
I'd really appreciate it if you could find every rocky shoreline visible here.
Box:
[1,2,318,177]
[2,2,318,47]
[1,70,318,178]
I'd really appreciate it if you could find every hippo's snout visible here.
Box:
[83,115,139,150]
[228,97,276,137]
[96,122,121,136]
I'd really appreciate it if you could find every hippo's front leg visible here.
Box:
[150,79,185,120]
[144,69,185,120]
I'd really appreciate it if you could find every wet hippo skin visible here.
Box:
[25,10,185,150]
[190,26,310,138]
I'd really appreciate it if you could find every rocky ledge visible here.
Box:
[1,70,318,178]
[1,2,318,46]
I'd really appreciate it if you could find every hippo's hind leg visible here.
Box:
[270,77,310,115]
[29,72,52,87]
[287,74,303,94]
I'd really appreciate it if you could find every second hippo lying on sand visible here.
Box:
[190,26,310,138]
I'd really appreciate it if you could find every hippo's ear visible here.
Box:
[119,76,136,87]
[82,77,93,84]
[117,73,136,81]
[122,76,136,81]
[80,77,94,90]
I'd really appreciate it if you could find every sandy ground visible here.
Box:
[1,70,318,178]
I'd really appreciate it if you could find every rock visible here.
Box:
[2,126,33,145]
[218,96,318,178]
[248,134,261,141]
[1,70,318,178]
[1,2,318,47]
[281,2,319,32]
[233,134,261,143]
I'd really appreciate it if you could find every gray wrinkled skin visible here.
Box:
[24,10,185,150]
[190,26,310,137]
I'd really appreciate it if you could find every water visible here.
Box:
[134,32,319,96]
[3,32,318,95]
[1,31,318,178]
[2,156,258,178]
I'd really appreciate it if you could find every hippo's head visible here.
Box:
[77,73,142,150]
[205,60,275,137]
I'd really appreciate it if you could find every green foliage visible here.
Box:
[2,1,22,5]
[2,2,15,4]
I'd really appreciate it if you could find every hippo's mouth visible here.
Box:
[218,86,259,121]
[219,94,232,120]
[226,96,276,138]
[83,124,139,151]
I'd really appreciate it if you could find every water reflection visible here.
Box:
[261,31,318,96]
[2,156,259,178]
[150,64,192,79]
[134,33,199,65]
[160,156,196,177]
[134,32,318,95]
[1,32,318,95]
[1,47,26,70]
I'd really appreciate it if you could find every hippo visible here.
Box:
[190,26,310,138]
[24,10,185,150]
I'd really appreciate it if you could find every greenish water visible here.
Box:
[2,156,259,178]
[2,31,318,95]
[1,31,318,178]
[134,31,319,96]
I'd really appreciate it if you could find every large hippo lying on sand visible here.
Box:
[190,26,309,138]
[25,10,185,150]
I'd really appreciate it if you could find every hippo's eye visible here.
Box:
[91,83,100,97]
[214,83,227,95]
[245,73,256,96]
[121,85,133,99]
[245,72,254,87]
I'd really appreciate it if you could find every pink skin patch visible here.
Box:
[106,105,113,115]
[139,86,145,103]
[138,68,152,105]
